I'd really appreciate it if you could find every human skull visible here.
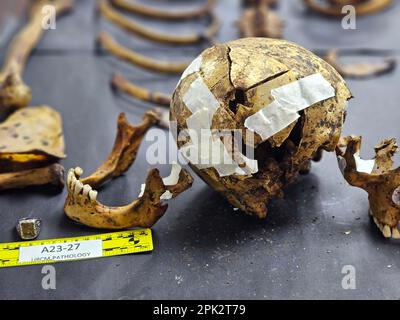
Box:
[170,38,352,218]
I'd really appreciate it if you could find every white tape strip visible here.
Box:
[162,162,182,186]
[181,76,258,177]
[179,56,202,84]
[183,76,220,115]
[245,73,335,141]
[354,153,375,174]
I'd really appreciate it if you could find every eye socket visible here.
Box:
[392,186,400,206]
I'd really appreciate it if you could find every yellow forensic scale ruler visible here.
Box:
[0,229,153,268]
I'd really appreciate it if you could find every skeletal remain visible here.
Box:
[324,49,396,79]
[0,163,65,191]
[242,0,279,7]
[0,106,65,173]
[98,32,189,74]
[336,136,400,239]
[238,1,283,38]
[64,165,193,229]
[110,0,215,20]
[98,0,220,45]
[79,111,160,189]
[171,38,351,218]
[112,74,171,107]
[0,0,73,115]
[304,0,392,16]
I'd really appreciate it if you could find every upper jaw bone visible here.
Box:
[336,135,400,239]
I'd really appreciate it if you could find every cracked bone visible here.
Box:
[171,38,351,218]
[336,135,400,239]
[0,0,73,115]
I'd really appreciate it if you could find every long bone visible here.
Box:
[0,0,74,114]
[0,163,64,191]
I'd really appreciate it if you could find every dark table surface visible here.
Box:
[0,0,400,300]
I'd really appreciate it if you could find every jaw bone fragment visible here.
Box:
[336,136,400,239]
[64,165,193,229]
[0,0,74,115]
[0,163,65,191]
[64,112,193,229]
[0,106,65,173]
[79,111,160,189]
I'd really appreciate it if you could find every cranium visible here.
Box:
[336,136,400,239]
[170,38,351,218]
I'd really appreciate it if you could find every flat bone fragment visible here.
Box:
[112,74,172,107]
[303,0,392,16]
[0,106,65,173]
[64,166,193,229]
[99,0,220,45]
[238,2,283,38]
[79,111,160,189]
[110,0,215,20]
[0,0,74,114]
[98,32,189,74]
[0,163,65,191]
[324,49,396,79]
[336,136,400,239]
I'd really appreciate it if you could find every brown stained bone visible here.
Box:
[171,38,351,218]
[98,32,189,74]
[324,49,396,79]
[64,166,193,229]
[0,163,65,191]
[0,0,73,114]
[238,2,283,38]
[98,0,220,45]
[336,136,400,239]
[110,0,215,20]
[79,111,160,189]
[303,0,392,16]
[112,74,172,107]
[0,106,65,173]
